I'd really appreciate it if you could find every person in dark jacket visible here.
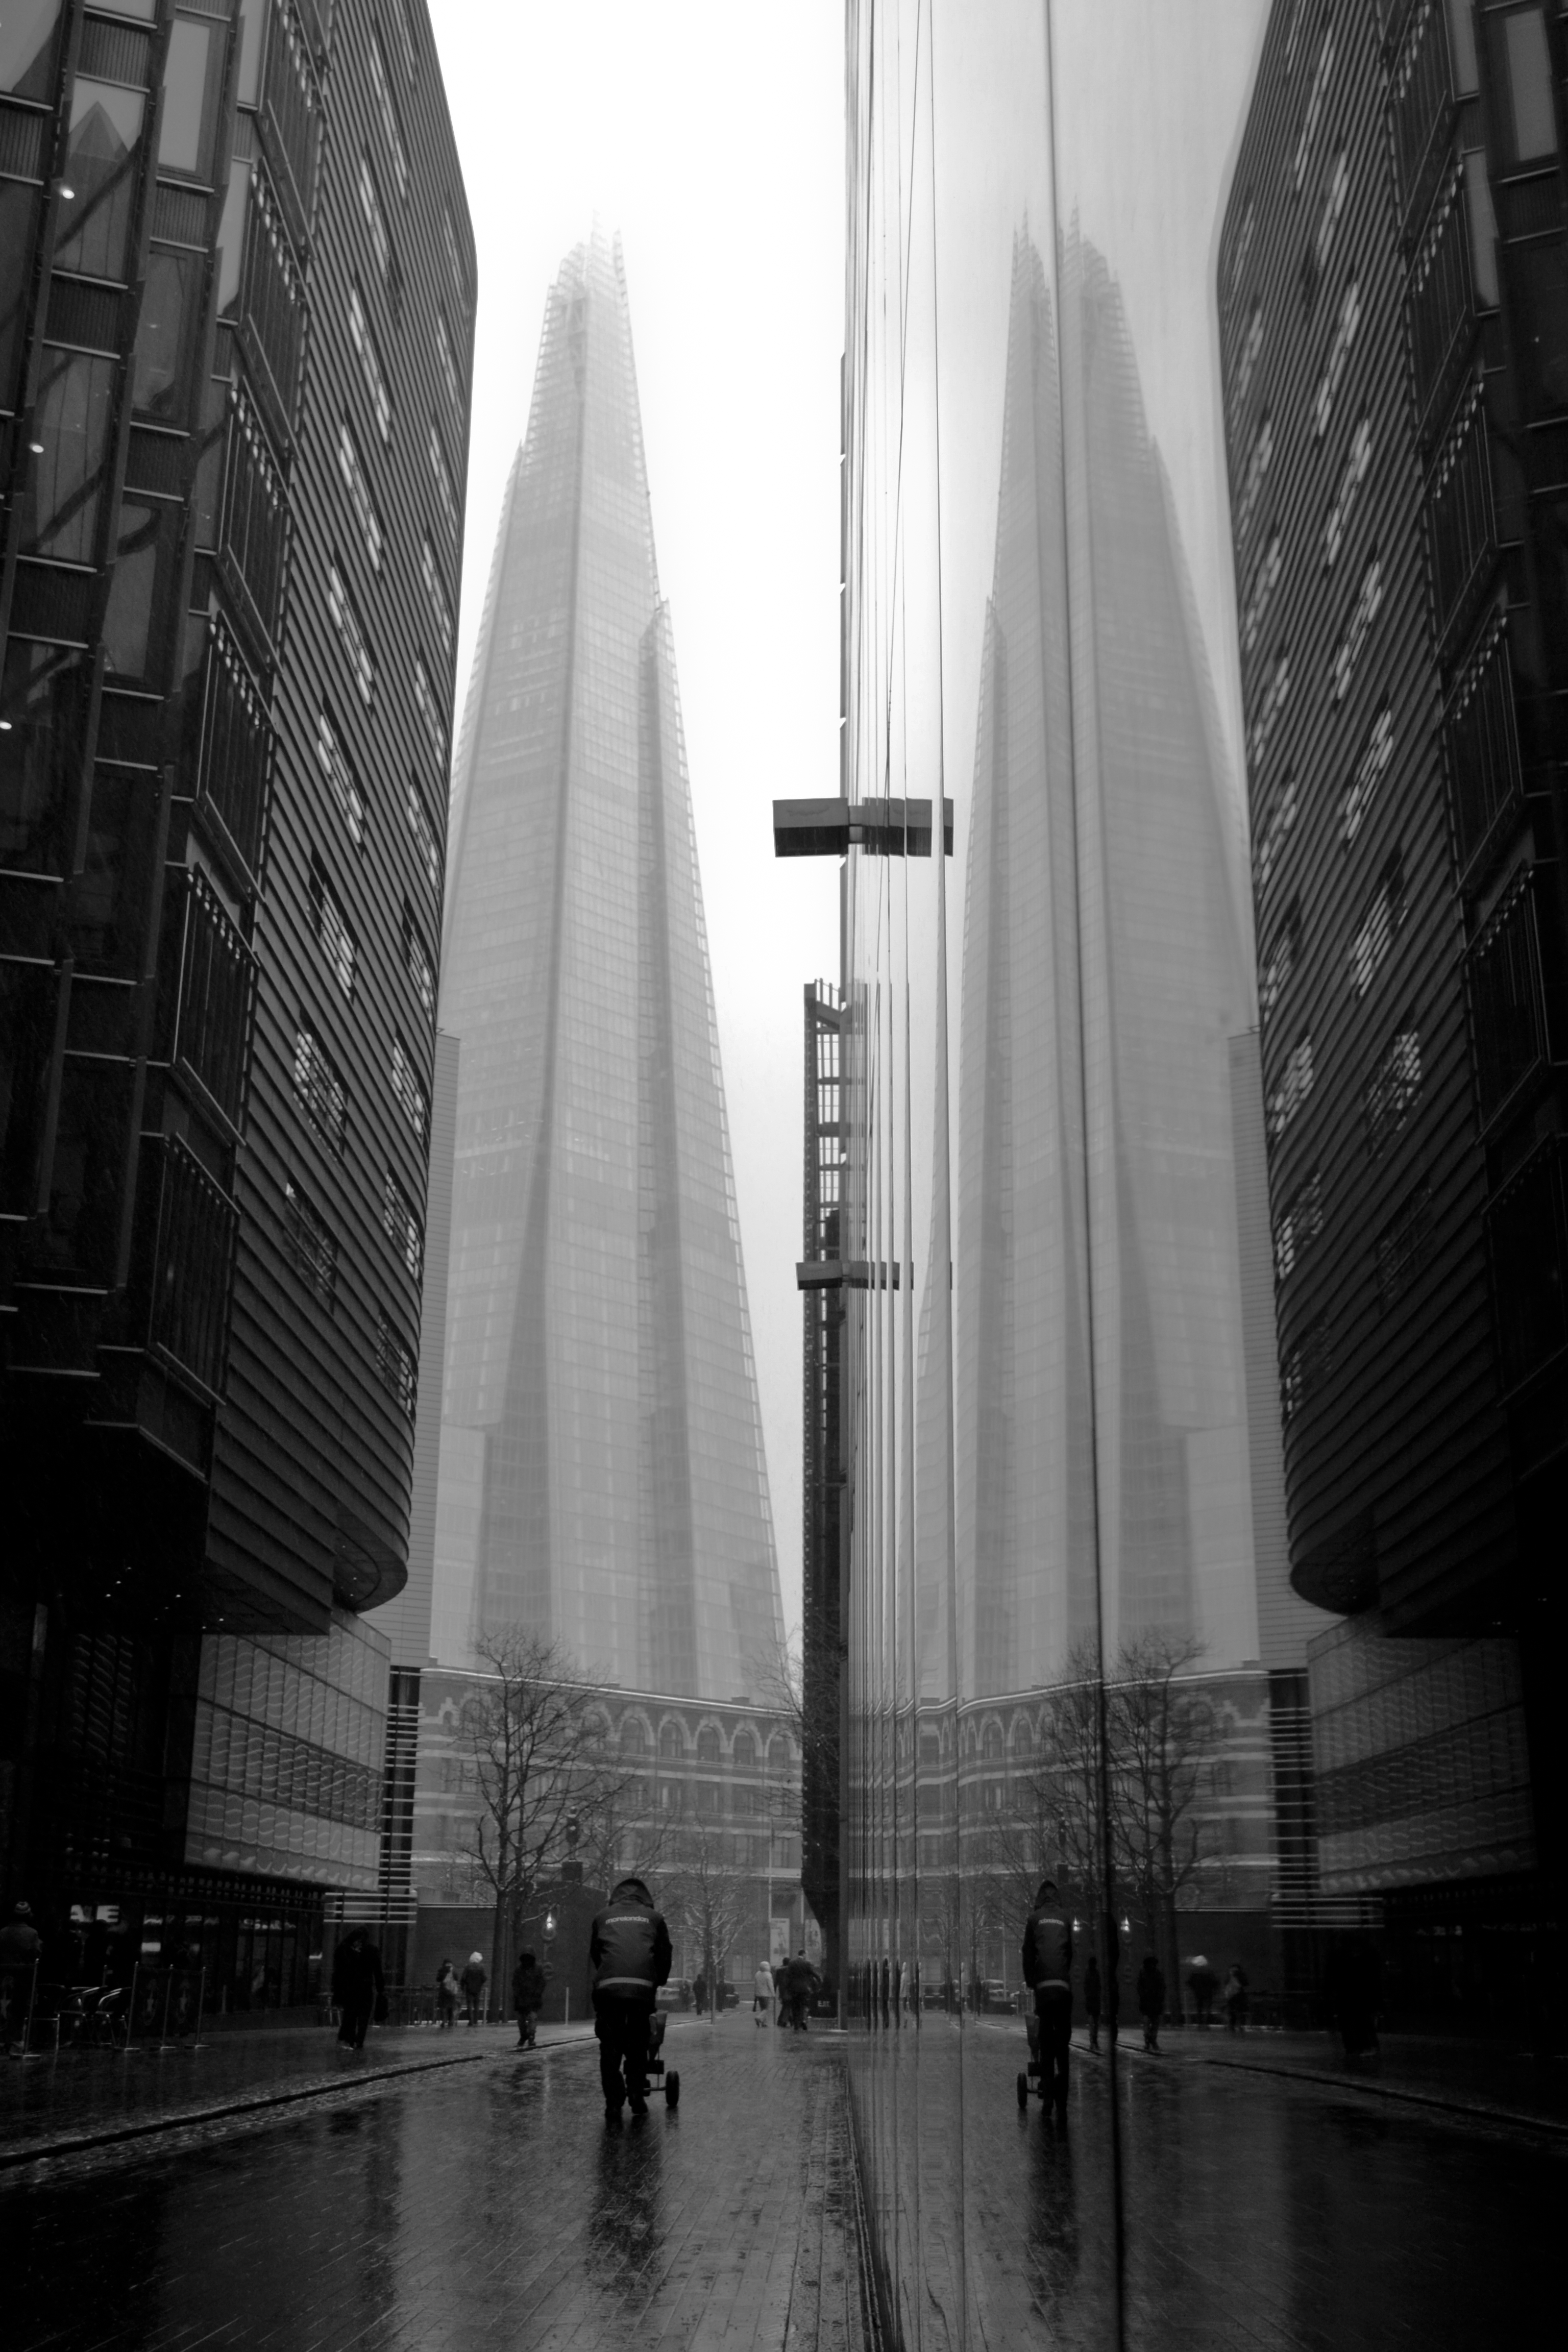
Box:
[783,1950,820,2031]
[1187,1954,1219,2027]
[512,1949,547,2048]
[589,1876,672,2119]
[459,1951,487,2027]
[1020,1879,1073,2117]
[1082,1955,1102,2052]
[331,1928,384,2051]
[0,1903,43,2056]
[1136,1954,1166,2051]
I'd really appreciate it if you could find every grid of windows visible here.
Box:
[1342,704,1393,844]
[421,538,453,661]
[1314,145,1350,271]
[1282,1315,1333,1422]
[1315,281,1361,437]
[401,899,434,1016]
[1261,902,1302,1020]
[1236,413,1273,535]
[1242,531,1281,651]
[328,560,374,701]
[1234,300,1263,407]
[284,1176,337,1307]
[1349,848,1407,998]
[1293,24,1334,190]
[428,422,459,538]
[293,1024,348,1155]
[1254,771,1297,896]
[382,1169,423,1280]
[1375,1182,1434,1311]
[390,1035,428,1144]
[1267,1035,1315,1141]
[315,709,366,849]
[1326,414,1371,566]
[368,31,408,200]
[405,775,439,893]
[1364,1025,1422,1156]
[1332,554,1383,702]
[358,151,391,286]
[435,311,462,423]
[413,655,448,769]
[1273,1168,1324,1282]
[309,854,357,997]
[348,283,392,441]
[1247,648,1289,773]
[338,418,382,569]
[375,1310,416,1417]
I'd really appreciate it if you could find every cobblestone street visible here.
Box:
[4,2013,1564,2350]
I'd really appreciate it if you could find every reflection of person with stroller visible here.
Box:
[332,1928,385,2051]
[1187,1953,1219,2027]
[1137,1954,1166,2051]
[459,1951,487,2027]
[512,1948,548,2048]
[783,1949,820,2030]
[1021,1879,1073,2121]
[1223,1962,1250,2034]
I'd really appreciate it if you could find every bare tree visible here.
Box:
[458,1629,631,2001]
[1108,1632,1224,1995]
[662,1821,753,2002]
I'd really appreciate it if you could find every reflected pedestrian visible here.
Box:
[693,1968,708,2017]
[1223,1961,1249,2034]
[331,1927,384,2052]
[435,1958,458,2029]
[1083,1954,1102,2052]
[589,1874,672,2120]
[784,1948,820,2030]
[1187,1953,1218,2028]
[512,1948,547,2048]
[1021,1878,1073,2121]
[753,1959,774,2026]
[459,1950,487,2027]
[1137,1954,1165,2051]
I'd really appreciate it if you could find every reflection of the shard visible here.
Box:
[586,2116,664,2289]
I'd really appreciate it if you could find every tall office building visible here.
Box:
[1219,0,1560,2013]
[435,229,783,1700]
[0,0,472,2006]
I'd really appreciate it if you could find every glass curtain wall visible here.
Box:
[842,4,1278,2343]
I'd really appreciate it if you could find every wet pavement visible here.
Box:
[1124,2019,1568,2131]
[3,2015,869,2352]
[4,2010,1561,2349]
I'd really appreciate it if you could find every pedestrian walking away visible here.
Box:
[1083,1954,1102,2052]
[459,1950,487,2027]
[1021,1877,1074,2119]
[1187,1953,1219,2028]
[1137,1953,1166,2051]
[782,1948,820,2030]
[434,1958,458,2029]
[693,1967,708,2017]
[589,1874,672,2120]
[512,1948,548,2048]
[331,1927,385,2052]
[753,1959,774,2025]
[1223,1961,1250,2035]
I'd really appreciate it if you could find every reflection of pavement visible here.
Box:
[0,2020,599,2168]
[873,2018,1564,2346]
[4,2016,868,2350]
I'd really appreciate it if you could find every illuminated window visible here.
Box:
[315,709,365,848]
[338,419,382,570]
[382,1169,423,1280]
[348,283,391,441]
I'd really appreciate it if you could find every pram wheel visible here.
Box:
[666,2069,680,2107]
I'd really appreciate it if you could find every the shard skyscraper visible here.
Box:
[433,230,783,1698]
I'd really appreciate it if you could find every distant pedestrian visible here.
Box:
[1137,1955,1166,2051]
[1187,1954,1219,2028]
[1083,1955,1102,2052]
[512,1949,547,2048]
[589,1875,672,2120]
[435,1959,458,2028]
[459,1950,487,2028]
[1223,1963,1250,2035]
[783,1949,820,2031]
[753,1961,774,2025]
[331,1928,384,2051]
[1021,1878,1074,2120]
[693,1969,708,2017]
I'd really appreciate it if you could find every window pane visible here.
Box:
[0,0,63,100]
[1502,8,1556,162]
[158,18,214,177]
[55,82,145,283]
[0,184,41,411]
[0,640,87,877]
[104,500,178,683]
[134,248,199,418]
[1508,237,1568,413]
[216,159,252,315]
[23,347,116,562]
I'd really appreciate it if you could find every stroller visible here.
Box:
[1017,2010,1046,2106]
[645,2008,681,2107]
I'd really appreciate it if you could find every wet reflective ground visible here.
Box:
[3,2013,1561,2350]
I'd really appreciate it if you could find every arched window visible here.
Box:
[620,1718,646,1755]
[659,1720,684,1762]
[983,1722,1003,1763]
[696,1724,721,1763]
[768,1733,789,1772]
[1012,1720,1034,1758]
[732,1730,756,1769]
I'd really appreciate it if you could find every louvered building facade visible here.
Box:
[0,0,471,2015]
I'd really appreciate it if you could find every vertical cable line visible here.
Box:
[1042,3,1126,2340]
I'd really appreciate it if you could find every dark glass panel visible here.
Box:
[241,173,303,423]
[1487,1142,1567,1390]
[21,347,116,561]
[54,81,145,283]
[103,499,180,684]
[0,183,40,410]
[1506,236,1568,415]
[172,865,253,1126]
[157,17,226,183]
[135,1133,237,1391]
[65,975,137,1057]
[133,248,201,419]
[0,0,62,100]
[42,1057,134,1280]
[0,640,86,876]
[261,0,318,232]
[195,619,271,874]
[220,396,286,634]
[1488,5,1558,165]
[96,689,163,767]
[0,961,58,1215]
[72,765,162,976]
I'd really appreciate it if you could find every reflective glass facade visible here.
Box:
[435,230,783,1698]
[834,7,1321,2338]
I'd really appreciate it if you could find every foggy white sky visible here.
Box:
[421,3,1267,1647]
[425,2,845,1638]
